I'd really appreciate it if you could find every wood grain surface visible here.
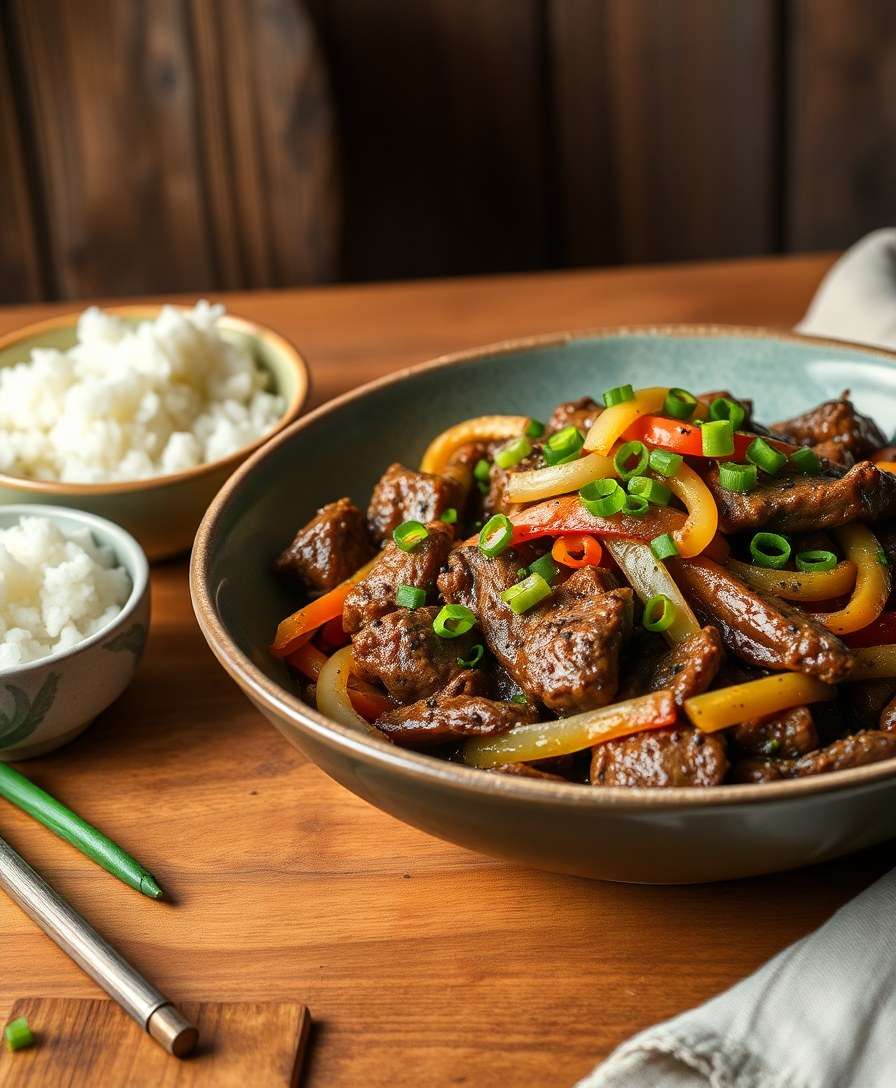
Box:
[4,254,891,1088]
[1,999,310,1086]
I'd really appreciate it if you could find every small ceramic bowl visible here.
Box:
[0,504,150,759]
[192,325,896,883]
[0,306,309,560]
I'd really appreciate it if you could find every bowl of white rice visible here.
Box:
[0,505,150,759]
[0,302,308,559]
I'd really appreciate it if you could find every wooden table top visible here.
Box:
[2,254,890,1088]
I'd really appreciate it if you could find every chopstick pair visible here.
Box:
[0,761,162,899]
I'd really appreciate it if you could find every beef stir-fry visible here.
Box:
[270,386,896,788]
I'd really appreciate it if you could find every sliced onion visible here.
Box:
[316,645,380,735]
[420,415,529,475]
[605,539,700,644]
[506,451,616,504]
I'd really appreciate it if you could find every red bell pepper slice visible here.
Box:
[623,416,796,461]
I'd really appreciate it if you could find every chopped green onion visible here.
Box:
[433,604,477,638]
[500,572,552,614]
[648,449,683,477]
[494,434,533,470]
[474,458,491,481]
[643,593,677,633]
[795,549,838,573]
[700,418,734,457]
[579,478,625,517]
[718,461,758,493]
[650,533,679,561]
[750,531,792,569]
[764,738,782,756]
[393,520,429,551]
[746,437,787,476]
[543,425,584,466]
[529,553,559,584]
[457,643,485,668]
[478,513,514,557]
[709,396,746,432]
[440,507,458,524]
[511,694,528,705]
[395,585,426,609]
[602,383,635,408]
[790,447,821,475]
[517,567,528,581]
[525,418,546,438]
[4,1017,33,1052]
[627,475,672,506]
[613,440,649,480]
[623,494,649,517]
[663,387,698,420]
[878,547,891,567]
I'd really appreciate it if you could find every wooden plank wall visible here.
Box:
[1,0,895,301]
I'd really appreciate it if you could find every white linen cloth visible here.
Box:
[578,230,896,1088]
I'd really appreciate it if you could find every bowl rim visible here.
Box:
[0,502,150,677]
[0,303,310,495]
[191,321,896,811]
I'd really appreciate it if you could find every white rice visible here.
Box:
[0,516,131,669]
[0,301,284,483]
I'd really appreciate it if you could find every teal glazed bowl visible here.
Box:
[191,325,896,883]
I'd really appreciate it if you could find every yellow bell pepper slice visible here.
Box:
[664,462,720,559]
[684,673,836,733]
[583,387,668,456]
[420,415,529,476]
[810,524,890,635]
[727,558,857,602]
[845,645,896,681]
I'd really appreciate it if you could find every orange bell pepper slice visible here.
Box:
[552,534,603,569]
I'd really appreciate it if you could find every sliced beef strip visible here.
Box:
[375,671,538,748]
[705,460,896,535]
[351,605,477,703]
[730,706,819,759]
[438,548,632,714]
[546,397,601,435]
[484,447,542,517]
[730,730,896,783]
[342,520,454,634]
[367,463,463,543]
[774,398,887,460]
[616,626,723,706]
[669,556,853,684]
[274,498,374,592]
[590,726,729,788]
[487,762,568,782]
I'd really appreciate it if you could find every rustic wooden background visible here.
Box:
[1,0,894,303]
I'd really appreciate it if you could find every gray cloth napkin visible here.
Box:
[578,229,896,1088]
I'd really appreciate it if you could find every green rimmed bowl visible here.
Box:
[0,306,309,560]
[191,325,896,883]
[0,504,150,759]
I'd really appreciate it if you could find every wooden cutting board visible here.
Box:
[0,999,310,1087]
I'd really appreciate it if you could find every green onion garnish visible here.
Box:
[433,604,477,638]
[623,494,649,517]
[746,437,787,476]
[393,520,429,551]
[663,388,698,420]
[478,513,514,557]
[718,461,758,493]
[4,1017,33,1052]
[643,593,677,633]
[878,546,891,567]
[795,549,838,573]
[511,694,528,705]
[613,440,649,480]
[457,643,485,668]
[701,418,734,457]
[543,425,584,466]
[525,418,546,438]
[395,585,426,609]
[650,533,679,561]
[529,553,559,584]
[440,507,458,524]
[709,396,746,432]
[579,478,625,517]
[750,531,792,569]
[790,447,821,475]
[500,572,552,614]
[627,475,671,506]
[474,458,491,481]
[494,435,532,470]
[648,449,683,477]
[602,384,635,408]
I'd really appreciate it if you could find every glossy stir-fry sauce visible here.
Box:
[271,387,896,788]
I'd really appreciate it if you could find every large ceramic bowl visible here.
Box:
[191,325,896,883]
[0,504,150,759]
[0,306,308,560]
